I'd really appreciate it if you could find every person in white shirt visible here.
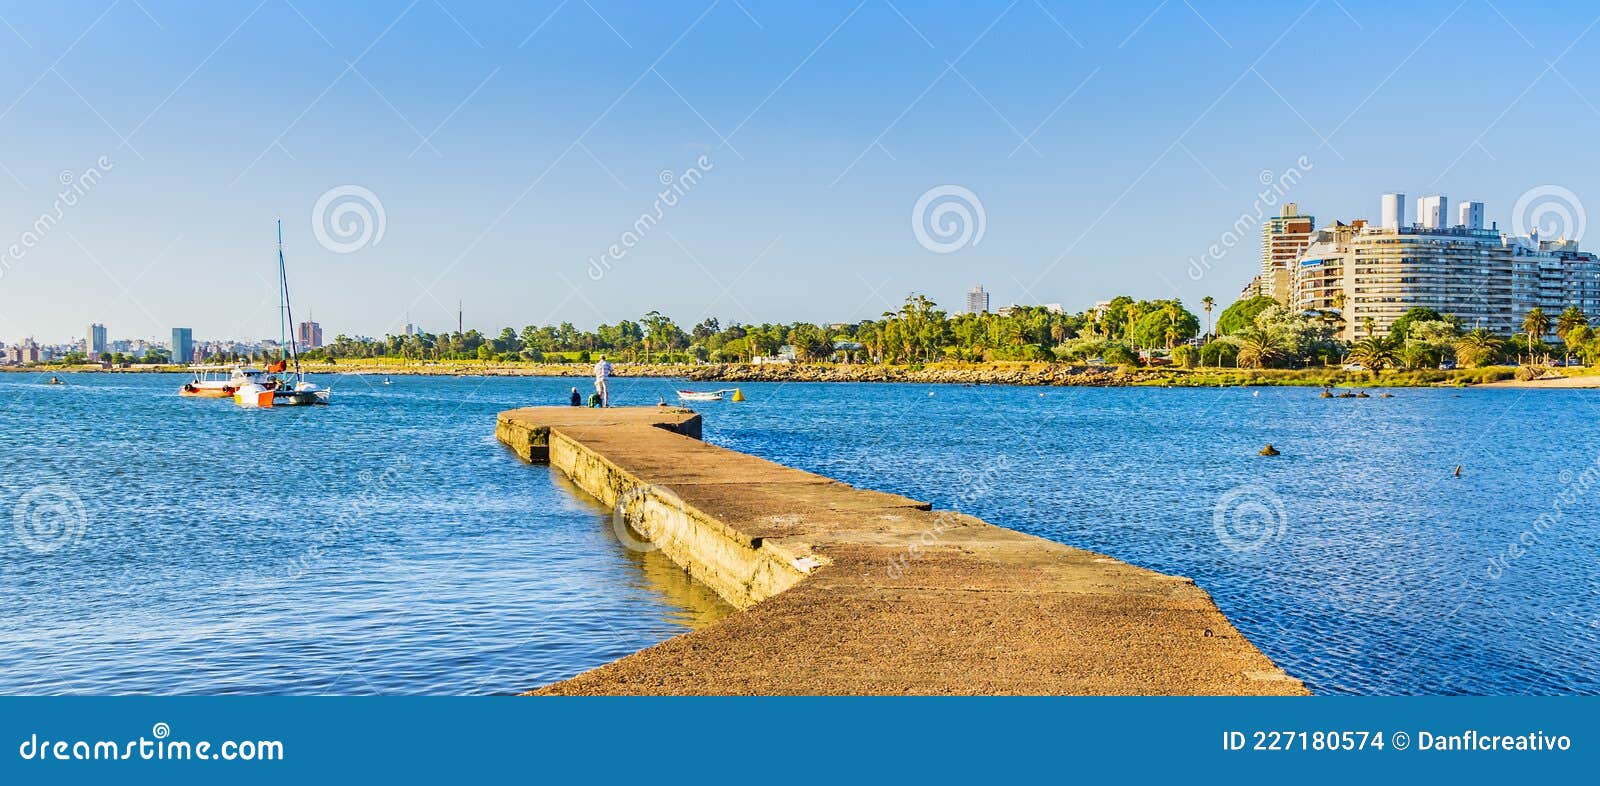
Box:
[593,355,614,407]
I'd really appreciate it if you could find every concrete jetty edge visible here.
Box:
[497,406,1309,696]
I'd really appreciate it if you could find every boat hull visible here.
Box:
[233,384,274,408]
[676,391,724,402]
[179,386,233,398]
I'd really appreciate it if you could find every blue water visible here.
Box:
[3,372,1597,695]
[0,371,730,695]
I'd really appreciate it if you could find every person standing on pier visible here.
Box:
[593,354,613,407]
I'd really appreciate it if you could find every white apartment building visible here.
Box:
[1288,194,1600,340]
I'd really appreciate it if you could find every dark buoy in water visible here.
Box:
[1454,464,1462,477]
[1259,444,1280,456]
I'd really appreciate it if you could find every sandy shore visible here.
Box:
[1474,375,1600,389]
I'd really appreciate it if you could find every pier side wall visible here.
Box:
[495,406,1310,696]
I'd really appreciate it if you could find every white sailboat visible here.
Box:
[235,221,331,408]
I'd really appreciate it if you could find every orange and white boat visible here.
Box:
[232,381,275,408]
[179,365,273,398]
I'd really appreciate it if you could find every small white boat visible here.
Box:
[676,389,725,402]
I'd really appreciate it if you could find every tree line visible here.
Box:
[68,293,1575,370]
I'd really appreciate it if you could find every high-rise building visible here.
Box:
[1418,194,1448,230]
[965,284,990,314]
[1458,201,1485,230]
[86,323,107,358]
[1260,204,1316,290]
[1288,193,1600,340]
[296,320,324,348]
[171,327,193,365]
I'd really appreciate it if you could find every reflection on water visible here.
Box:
[551,471,736,632]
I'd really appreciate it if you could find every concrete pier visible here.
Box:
[498,406,1308,695]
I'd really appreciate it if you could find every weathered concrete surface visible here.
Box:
[498,406,1309,696]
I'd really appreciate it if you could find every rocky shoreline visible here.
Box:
[11,360,1524,387]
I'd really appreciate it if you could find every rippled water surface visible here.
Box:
[0,372,730,695]
[4,371,1598,695]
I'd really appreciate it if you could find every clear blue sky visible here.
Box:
[3,0,1599,344]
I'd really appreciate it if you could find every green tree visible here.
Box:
[1454,329,1503,368]
[1235,330,1286,369]
[1215,296,1276,336]
[1347,336,1397,373]
[1556,306,1588,364]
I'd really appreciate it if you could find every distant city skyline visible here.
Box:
[3,2,1598,344]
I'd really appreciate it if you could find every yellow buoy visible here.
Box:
[731,388,745,402]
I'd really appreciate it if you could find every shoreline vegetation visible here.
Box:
[13,357,1599,388]
[21,293,1600,388]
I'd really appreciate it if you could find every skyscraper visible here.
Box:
[1259,203,1315,303]
[171,327,193,365]
[296,320,323,348]
[86,323,107,358]
[965,284,990,314]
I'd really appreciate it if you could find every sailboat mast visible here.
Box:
[278,220,301,376]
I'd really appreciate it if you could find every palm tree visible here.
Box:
[1161,302,1183,350]
[1556,306,1588,364]
[1201,296,1215,339]
[1454,329,1502,368]
[1347,336,1397,374]
[1235,330,1285,369]
[1522,307,1550,341]
[1125,304,1145,350]
[1361,315,1376,339]
[1522,307,1551,363]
